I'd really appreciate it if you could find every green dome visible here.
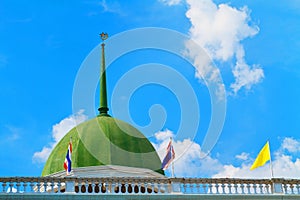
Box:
[42,116,163,176]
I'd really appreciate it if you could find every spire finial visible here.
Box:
[98,32,110,116]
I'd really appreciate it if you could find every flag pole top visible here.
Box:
[100,32,108,42]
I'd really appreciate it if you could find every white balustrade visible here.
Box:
[0,177,299,195]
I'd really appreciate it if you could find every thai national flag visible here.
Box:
[161,139,175,170]
[63,141,72,175]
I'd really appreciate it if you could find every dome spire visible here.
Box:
[98,32,110,116]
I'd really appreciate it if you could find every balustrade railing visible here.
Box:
[0,177,299,195]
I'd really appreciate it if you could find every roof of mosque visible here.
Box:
[42,115,163,176]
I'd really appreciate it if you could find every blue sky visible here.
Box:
[0,0,300,178]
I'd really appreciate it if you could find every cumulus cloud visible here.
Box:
[153,132,300,178]
[235,152,249,161]
[162,0,264,94]
[32,110,87,163]
[280,137,300,153]
[213,153,300,179]
[230,46,264,93]
[153,129,222,177]
[213,137,300,178]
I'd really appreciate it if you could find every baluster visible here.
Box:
[36,182,41,193]
[283,183,288,194]
[203,183,208,194]
[111,181,115,194]
[215,183,219,194]
[125,181,129,194]
[189,182,193,193]
[49,181,54,193]
[15,181,20,193]
[241,183,246,194]
[233,183,238,194]
[120,181,124,194]
[9,182,13,193]
[23,182,27,193]
[91,180,95,194]
[8,182,13,193]
[168,181,173,194]
[296,183,300,194]
[131,181,136,194]
[43,181,47,193]
[138,182,143,194]
[85,180,89,193]
[183,182,187,193]
[161,181,167,194]
[57,181,61,193]
[196,182,200,194]
[253,183,257,194]
[77,181,82,194]
[105,180,111,194]
[154,180,160,194]
[246,183,251,194]
[2,182,7,193]
[208,183,213,194]
[221,183,225,194]
[267,183,272,194]
[156,181,160,194]
[98,180,102,194]
[228,183,232,194]
[144,181,148,194]
[106,180,109,194]
[258,183,263,194]
[291,184,295,194]
[150,181,154,194]
[29,181,34,193]
[157,181,161,194]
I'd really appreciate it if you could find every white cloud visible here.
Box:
[162,0,264,94]
[235,152,249,160]
[32,110,87,163]
[213,137,300,178]
[32,147,52,164]
[159,0,183,6]
[153,131,300,178]
[154,129,174,141]
[153,129,222,177]
[213,153,300,179]
[230,46,264,93]
[186,0,263,94]
[281,137,300,153]
[99,0,124,15]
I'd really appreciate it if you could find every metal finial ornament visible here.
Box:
[100,32,108,41]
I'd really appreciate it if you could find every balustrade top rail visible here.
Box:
[0,177,299,195]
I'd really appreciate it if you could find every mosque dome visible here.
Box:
[42,115,163,176]
[42,33,163,177]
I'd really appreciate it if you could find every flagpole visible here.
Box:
[268,140,274,178]
[171,137,175,178]
[171,161,174,178]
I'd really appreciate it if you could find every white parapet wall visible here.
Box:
[0,177,300,196]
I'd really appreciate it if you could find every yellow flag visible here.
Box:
[250,141,271,170]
